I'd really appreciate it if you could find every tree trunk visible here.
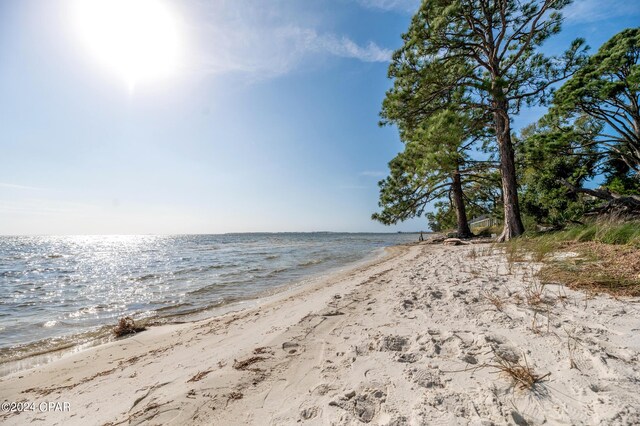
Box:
[493,100,525,241]
[451,169,472,238]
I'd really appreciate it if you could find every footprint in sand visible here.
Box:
[329,387,387,423]
[376,335,410,352]
[300,405,320,420]
[406,368,444,389]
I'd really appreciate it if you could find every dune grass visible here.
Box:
[503,221,640,297]
[550,222,640,246]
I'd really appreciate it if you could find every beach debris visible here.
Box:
[188,369,213,383]
[442,238,471,246]
[320,309,344,317]
[423,235,445,244]
[253,346,274,355]
[226,391,243,404]
[233,356,266,371]
[113,316,146,337]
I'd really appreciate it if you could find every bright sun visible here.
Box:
[72,0,181,89]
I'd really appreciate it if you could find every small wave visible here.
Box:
[172,264,230,277]
[43,320,58,328]
[186,280,247,297]
[297,258,326,267]
[136,273,160,282]
[154,303,193,313]
[0,328,114,375]
[263,268,289,278]
[66,306,99,319]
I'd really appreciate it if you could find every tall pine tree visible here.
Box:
[384,0,587,240]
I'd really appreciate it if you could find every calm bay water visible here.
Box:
[0,233,417,366]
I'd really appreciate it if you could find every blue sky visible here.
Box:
[1,0,639,235]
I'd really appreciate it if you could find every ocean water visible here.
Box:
[0,233,417,368]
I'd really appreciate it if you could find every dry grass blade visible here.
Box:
[482,290,506,311]
[490,352,550,391]
[188,369,213,383]
[467,248,477,260]
[524,282,550,307]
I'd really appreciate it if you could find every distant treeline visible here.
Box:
[372,0,640,240]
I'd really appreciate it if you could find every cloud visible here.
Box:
[0,182,43,191]
[315,33,392,62]
[182,0,392,79]
[355,0,419,12]
[563,0,640,23]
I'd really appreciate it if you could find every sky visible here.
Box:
[0,0,639,235]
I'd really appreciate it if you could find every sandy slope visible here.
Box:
[1,243,639,425]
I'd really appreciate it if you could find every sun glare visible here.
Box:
[72,0,181,89]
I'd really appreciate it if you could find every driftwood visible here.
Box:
[560,179,640,218]
[443,238,472,246]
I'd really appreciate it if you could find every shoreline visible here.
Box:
[2,243,639,425]
[0,242,400,377]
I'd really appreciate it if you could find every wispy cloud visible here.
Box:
[0,182,43,191]
[315,33,392,62]
[355,0,419,13]
[360,170,387,178]
[563,0,640,23]
[183,0,392,79]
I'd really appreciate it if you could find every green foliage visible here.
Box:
[425,201,457,232]
[552,28,640,177]
[518,117,600,225]
[381,0,587,239]
[426,180,503,232]
[385,0,586,117]
[601,158,640,195]
[372,109,491,228]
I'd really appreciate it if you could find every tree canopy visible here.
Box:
[382,0,587,240]
[552,28,640,177]
[373,109,494,237]
[518,117,600,225]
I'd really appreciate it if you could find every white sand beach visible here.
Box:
[2,243,639,425]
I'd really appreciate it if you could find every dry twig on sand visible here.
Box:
[233,356,266,371]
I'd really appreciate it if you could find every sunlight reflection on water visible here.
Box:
[0,233,417,363]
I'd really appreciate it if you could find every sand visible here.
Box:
[1,243,639,425]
